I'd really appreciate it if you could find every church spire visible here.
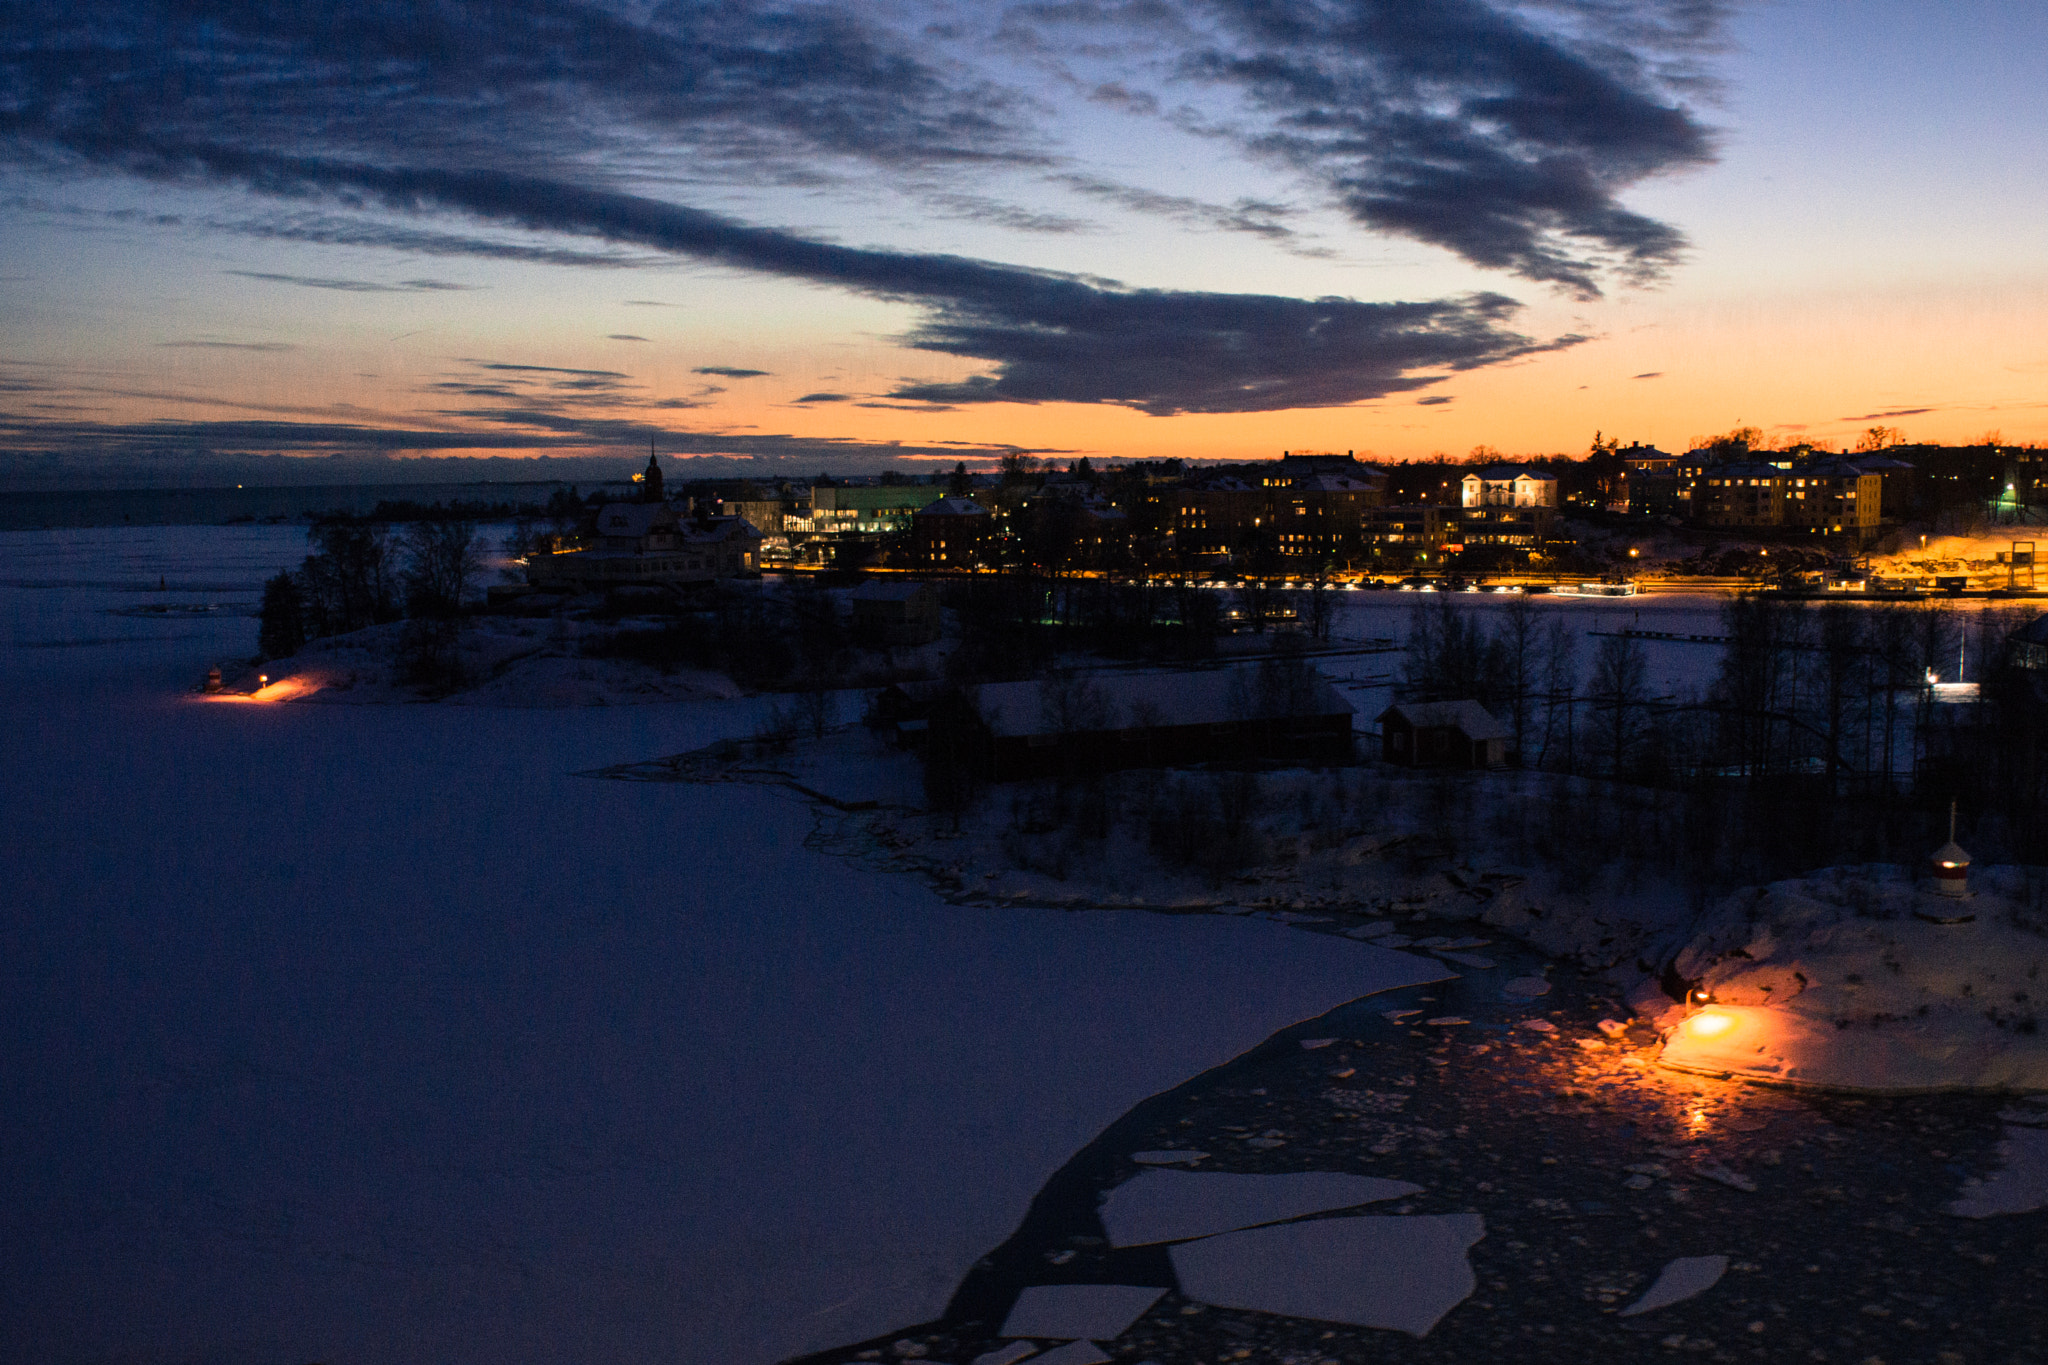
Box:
[640,436,665,503]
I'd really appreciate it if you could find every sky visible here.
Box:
[2,0,2046,487]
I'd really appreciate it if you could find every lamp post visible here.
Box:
[1931,801,1972,898]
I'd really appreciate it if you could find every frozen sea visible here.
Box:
[0,526,1453,1364]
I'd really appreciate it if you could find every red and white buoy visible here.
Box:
[1931,801,1971,898]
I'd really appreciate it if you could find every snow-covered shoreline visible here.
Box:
[657,722,2048,1102]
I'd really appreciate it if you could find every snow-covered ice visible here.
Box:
[1619,1255,1729,1316]
[1168,1212,1485,1336]
[1016,1342,1109,1365]
[1099,1169,1422,1247]
[971,1343,1039,1365]
[1947,1126,2048,1218]
[0,527,1446,1365]
[997,1284,1165,1340]
[1129,1150,1209,1165]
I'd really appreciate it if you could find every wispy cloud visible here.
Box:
[694,366,772,378]
[606,334,651,342]
[1841,406,1935,420]
[1049,172,1308,247]
[156,340,296,352]
[225,270,480,293]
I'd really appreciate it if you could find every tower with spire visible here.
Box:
[638,438,665,504]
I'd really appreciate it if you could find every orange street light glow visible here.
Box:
[1684,1010,1735,1039]
[196,676,321,704]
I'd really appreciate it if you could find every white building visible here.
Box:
[1461,466,1557,509]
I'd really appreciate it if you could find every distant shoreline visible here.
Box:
[0,481,630,532]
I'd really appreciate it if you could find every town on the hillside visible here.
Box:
[503,429,2047,594]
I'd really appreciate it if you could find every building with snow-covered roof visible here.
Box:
[958,663,1355,780]
[1377,700,1508,768]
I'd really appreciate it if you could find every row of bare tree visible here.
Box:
[1402,594,2038,804]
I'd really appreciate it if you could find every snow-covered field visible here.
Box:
[0,526,1449,1364]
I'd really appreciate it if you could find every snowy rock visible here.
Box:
[1169,1213,1485,1337]
[1658,866,2048,1092]
[1503,977,1552,998]
[1099,1169,1422,1247]
[1948,1126,2048,1217]
[1619,1255,1728,1316]
[1424,1017,1469,1026]
[1519,1019,1558,1032]
[1695,1163,1758,1193]
[998,1285,1165,1341]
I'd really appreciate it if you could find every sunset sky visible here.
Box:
[3,0,2045,486]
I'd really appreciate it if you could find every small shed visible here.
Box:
[851,580,942,646]
[1377,700,1508,768]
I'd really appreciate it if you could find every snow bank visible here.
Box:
[1869,524,2046,578]
[258,616,744,706]
[1656,866,2048,1091]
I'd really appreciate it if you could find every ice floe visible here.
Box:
[1620,1255,1728,1316]
[1022,1342,1109,1365]
[1169,1212,1485,1336]
[998,1285,1165,1341]
[971,1343,1037,1365]
[1099,1169,1422,1247]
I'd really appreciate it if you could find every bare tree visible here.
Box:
[299,518,399,636]
[1870,604,1919,797]
[1494,592,1539,763]
[1305,576,1336,642]
[401,519,482,618]
[1536,616,1577,772]
[1590,632,1649,778]
[1813,603,1869,797]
